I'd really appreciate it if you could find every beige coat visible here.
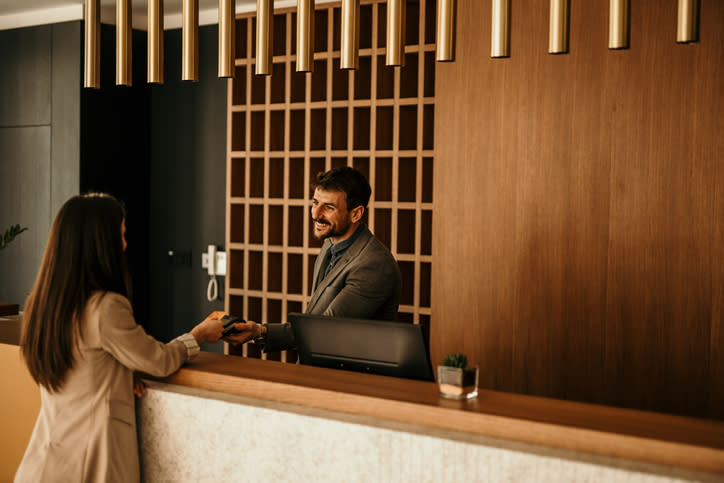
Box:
[15,292,191,483]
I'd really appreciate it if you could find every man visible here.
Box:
[224,166,401,353]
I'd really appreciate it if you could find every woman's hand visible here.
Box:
[190,316,225,344]
[133,372,147,397]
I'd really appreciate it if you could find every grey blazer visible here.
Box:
[263,224,401,352]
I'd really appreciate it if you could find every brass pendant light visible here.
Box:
[296,0,315,72]
[608,0,629,49]
[219,0,236,77]
[340,0,360,70]
[116,0,132,85]
[386,0,406,67]
[676,0,699,43]
[84,0,100,88]
[490,0,510,58]
[436,0,455,62]
[548,0,569,54]
[183,0,199,81]
[256,0,274,75]
[148,0,164,83]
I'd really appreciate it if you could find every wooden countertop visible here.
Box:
[3,318,722,475]
[159,351,724,475]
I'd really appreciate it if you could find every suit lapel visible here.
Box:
[306,225,372,313]
[311,244,331,294]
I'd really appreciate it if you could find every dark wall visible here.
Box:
[148,25,227,351]
[432,0,724,420]
[81,24,227,349]
[0,22,81,307]
[0,21,226,355]
[81,25,151,326]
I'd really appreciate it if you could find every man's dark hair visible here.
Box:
[313,166,372,210]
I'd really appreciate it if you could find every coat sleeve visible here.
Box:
[261,322,297,353]
[96,293,195,377]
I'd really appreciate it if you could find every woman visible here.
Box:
[15,193,224,483]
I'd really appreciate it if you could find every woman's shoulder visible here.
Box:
[86,291,132,315]
[79,292,132,347]
[83,291,136,340]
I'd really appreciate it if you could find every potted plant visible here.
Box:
[437,353,479,400]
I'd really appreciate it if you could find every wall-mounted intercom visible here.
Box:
[202,245,226,301]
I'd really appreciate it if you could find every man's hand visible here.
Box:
[223,321,263,345]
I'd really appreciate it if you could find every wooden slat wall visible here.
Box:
[225,0,436,361]
[432,0,724,420]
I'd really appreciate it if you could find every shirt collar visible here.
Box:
[329,223,363,256]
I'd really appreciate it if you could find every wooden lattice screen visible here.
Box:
[225,0,436,361]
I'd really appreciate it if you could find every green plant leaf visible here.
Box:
[0,224,28,250]
[441,353,468,369]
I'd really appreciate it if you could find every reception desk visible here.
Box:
[3,316,723,481]
[139,351,724,482]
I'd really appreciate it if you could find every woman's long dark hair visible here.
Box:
[20,193,131,392]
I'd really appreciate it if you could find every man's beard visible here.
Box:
[312,217,351,240]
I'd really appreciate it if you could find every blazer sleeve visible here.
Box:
[96,293,195,377]
[261,322,296,353]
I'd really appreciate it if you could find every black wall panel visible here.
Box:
[1,21,226,353]
[0,22,80,308]
[148,25,227,350]
[0,128,52,305]
[81,25,151,327]
[0,26,51,127]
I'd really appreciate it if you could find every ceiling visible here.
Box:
[0,0,317,31]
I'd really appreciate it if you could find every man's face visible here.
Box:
[310,188,358,242]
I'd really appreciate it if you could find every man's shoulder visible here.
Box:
[354,227,390,254]
[367,233,393,253]
[360,233,399,268]
[344,225,396,266]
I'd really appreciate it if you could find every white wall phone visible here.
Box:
[202,245,226,301]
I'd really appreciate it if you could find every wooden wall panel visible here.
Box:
[433,0,724,419]
[602,0,719,417]
[695,0,723,421]
[428,1,518,390]
[713,142,724,419]
[697,0,724,423]
[506,0,612,403]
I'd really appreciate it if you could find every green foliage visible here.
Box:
[0,224,28,250]
[441,353,468,369]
